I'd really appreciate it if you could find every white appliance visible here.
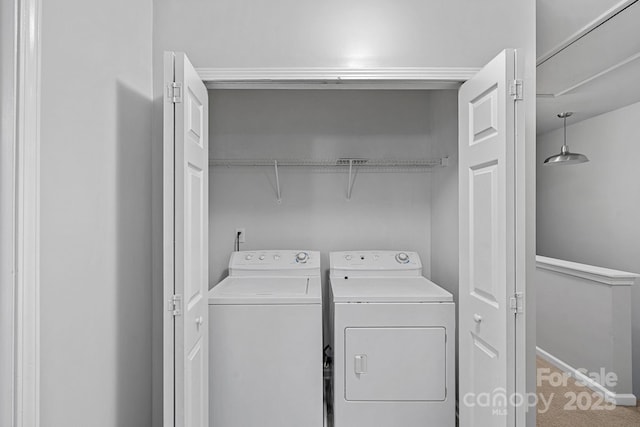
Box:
[208,250,323,427]
[329,250,455,427]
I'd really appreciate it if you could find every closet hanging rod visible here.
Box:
[208,157,449,168]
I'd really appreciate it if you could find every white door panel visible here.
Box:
[164,51,209,427]
[459,49,519,427]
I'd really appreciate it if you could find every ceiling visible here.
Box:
[536,0,640,134]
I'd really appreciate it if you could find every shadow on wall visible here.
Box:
[116,81,152,427]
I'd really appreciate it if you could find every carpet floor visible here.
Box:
[537,357,640,426]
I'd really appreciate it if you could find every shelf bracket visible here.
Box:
[347,160,355,200]
[274,160,282,204]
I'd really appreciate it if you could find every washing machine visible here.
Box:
[208,250,323,427]
[329,250,455,427]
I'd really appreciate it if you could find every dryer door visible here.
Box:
[345,327,446,401]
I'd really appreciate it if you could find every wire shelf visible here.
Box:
[208,157,449,203]
[209,157,448,169]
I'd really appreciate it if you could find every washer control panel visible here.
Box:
[330,251,422,276]
[229,250,320,275]
[395,252,410,264]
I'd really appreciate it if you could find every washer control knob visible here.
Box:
[295,252,309,263]
[259,255,265,260]
[345,254,352,261]
[245,254,253,260]
[395,252,410,264]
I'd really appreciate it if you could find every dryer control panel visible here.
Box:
[330,251,422,277]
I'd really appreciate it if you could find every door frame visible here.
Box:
[163,51,176,427]
[195,67,479,90]
[168,60,534,426]
[5,0,43,426]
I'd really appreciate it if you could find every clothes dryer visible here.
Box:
[329,250,455,427]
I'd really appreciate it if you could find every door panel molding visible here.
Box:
[14,0,43,426]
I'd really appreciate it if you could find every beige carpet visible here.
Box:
[537,357,640,426]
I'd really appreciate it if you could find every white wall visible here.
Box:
[536,0,621,57]
[208,89,458,286]
[537,101,640,398]
[39,0,153,425]
[536,265,634,395]
[154,0,532,69]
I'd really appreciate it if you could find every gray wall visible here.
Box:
[430,92,460,302]
[39,0,153,425]
[207,88,458,292]
[0,0,16,424]
[537,100,640,397]
[208,89,459,287]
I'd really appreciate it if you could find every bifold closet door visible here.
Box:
[458,49,525,427]
[163,51,209,427]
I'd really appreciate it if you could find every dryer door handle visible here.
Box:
[354,354,368,375]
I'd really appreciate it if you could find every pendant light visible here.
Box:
[543,112,589,165]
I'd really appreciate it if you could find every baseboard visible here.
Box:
[536,347,637,407]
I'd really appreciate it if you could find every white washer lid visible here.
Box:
[209,276,321,305]
[330,277,453,303]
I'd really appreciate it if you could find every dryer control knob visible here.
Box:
[345,254,352,261]
[259,255,265,260]
[245,254,253,260]
[395,252,410,264]
[295,252,309,263]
